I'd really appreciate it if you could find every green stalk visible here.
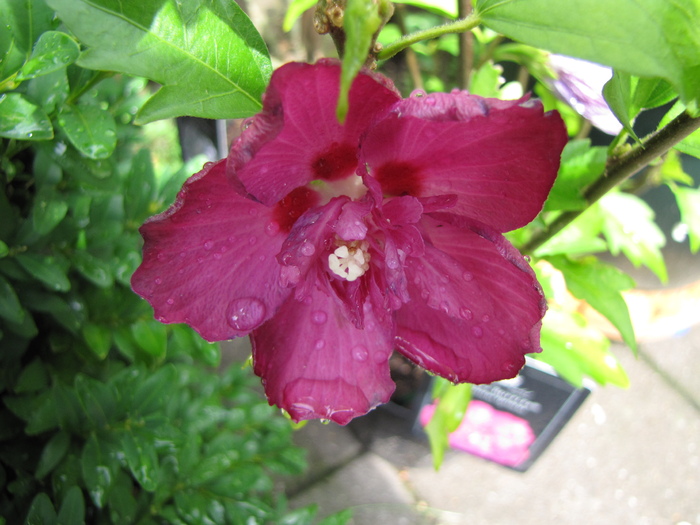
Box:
[522,111,700,254]
[376,11,481,61]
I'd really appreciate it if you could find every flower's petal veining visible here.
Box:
[361,93,567,232]
[395,214,546,384]
[131,160,290,341]
[252,285,395,425]
[230,60,401,206]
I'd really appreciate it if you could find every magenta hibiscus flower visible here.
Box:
[132,60,567,424]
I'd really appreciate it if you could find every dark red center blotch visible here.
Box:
[312,142,358,181]
[374,161,423,197]
[273,186,320,233]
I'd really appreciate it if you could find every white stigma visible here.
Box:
[328,242,370,282]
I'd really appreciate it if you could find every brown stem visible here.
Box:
[521,111,700,254]
[457,0,474,89]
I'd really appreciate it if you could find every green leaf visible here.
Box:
[538,308,629,388]
[120,430,159,491]
[130,319,167,362]
[16,31,80,81]
[475,0,700,108]
[74,374,117,428]
[24,493,57,525]
[15,358,50,393]
[26,68,70,115]
[599,191,668,283]
[283,0,316,31]
[0,274,25,325]
[0,0,55,82]
[132,364,176,415]
[31,191,68,236]
[15,253,71,292]
[35,431,71,479]
[81,323,112,360]
[394,0,458,18]
[81,433,116,508]
[547,255,637,353]
[71,250,113,288]
[424,380,471,469]
[56,486,85,525]
[603,72,678,140]
[124,149,156,222]
[0,93,53,140]
[57,104,117,160]
[337,0,383,121]
[544,139,607,212]
[47,0,272,123]
[669,183,700,252]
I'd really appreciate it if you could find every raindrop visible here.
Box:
[154,277,162,285]
[501,360,520,375]
[203,241,214,250]
[482,314,490,323]
[311,310,327,325]
[248,236,258,245]
[265,222,280,236]
[314,339,326,350]
[411,89,426,98]
[300,242,316,256]
[166,298,174,305]
[460,308,473,320]
[213,253,222,260]
[352,345,368,362]
[462,271,474,282]
[425,96,436,106]
[472,326,483,338]
[226,298,266,331]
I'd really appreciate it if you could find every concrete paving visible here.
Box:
[288,323,700,525]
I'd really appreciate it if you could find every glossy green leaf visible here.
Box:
[24,493,57,525]
[283,0,316,31]
[56,486,85,525]
[0,93,53,140]
[0,240,8,258]
[131,319,167,362]
[0,0,55,82]
[120,430,159,491]
[106,470,137,524]
[31,191,68,236]
[599,191,668,283]
[547,255,637,353]
[538,308,629,388]
[57,104,117,160]
[16,31,80,81]
[132,364,176,415]
[47,0,272,123]
[669,183,700,252]
[424,380,471,469]
[337,0,384,121]
[475,0,700,108]
[124,149,156,222]
[71,250,113,288]
[35,431,71,479]
[81,323,111,360]
[81,433,116,508]
[15,253,71,292]
[545,139,607,212]
[74,374,117,428]
[26,68,70,116]
[394,0,458,18]
[0,274,25,325]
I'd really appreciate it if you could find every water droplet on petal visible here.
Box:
[501,360,520,375]
[311,310,327,325]
[472,326,483,338]
[462,271,474,282]
[460,308,473,320]
[314,339,325,350]
[482,314,490,323]
[154,277,162,285]
[248,236,258,245]
[425,96,436,106]
[411,89,426,98]
[352,345,368,362]
[300,242,316,256]
[203,241,214,250]
[166,298,174,305]
[265,222,280,236]
[226,298,266,331]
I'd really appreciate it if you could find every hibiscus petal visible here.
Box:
[251,285,395,425]
[360,93,567,232]
[395,214,546,384]
[131,160,291,341]
[230,60,401,206]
